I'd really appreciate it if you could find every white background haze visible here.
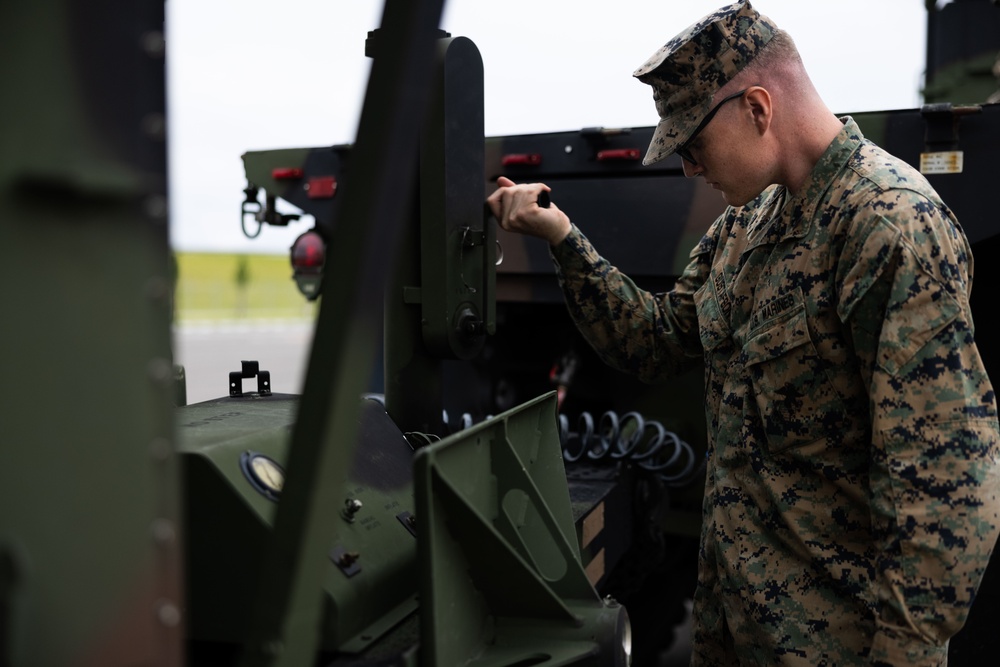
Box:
[166,0,931,255]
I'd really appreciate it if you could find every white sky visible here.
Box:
[166,0,930,254]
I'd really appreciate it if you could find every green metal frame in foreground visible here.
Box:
[415,392,630,667]
[0,2,181,665]
[238,1,445,665]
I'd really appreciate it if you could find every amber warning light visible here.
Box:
[290,230,325,300]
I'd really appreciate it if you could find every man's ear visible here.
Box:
[745,86,772,136]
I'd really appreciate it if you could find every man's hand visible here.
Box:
[486,176,572,246]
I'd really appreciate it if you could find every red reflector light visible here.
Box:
[272,167,304,180]
[501,153,542,167]
[596,148,641,161]
[306,176,337,199]
[291,231,325,270]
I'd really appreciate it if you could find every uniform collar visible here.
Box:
[745,117,865,250]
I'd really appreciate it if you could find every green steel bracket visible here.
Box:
[415,392,632,667]
[418,35,493,360]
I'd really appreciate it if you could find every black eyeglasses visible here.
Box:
[674,88,750,167]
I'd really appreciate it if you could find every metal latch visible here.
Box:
[919,103,982,174]
[921,102,982,150]
[229,360,272,397]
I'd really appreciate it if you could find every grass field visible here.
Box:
[173,252,318,323]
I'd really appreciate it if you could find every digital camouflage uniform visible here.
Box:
[549,117,1000,665]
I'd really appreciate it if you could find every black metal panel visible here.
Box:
[485,126,680,180]
[488,128,728,304]
[861,104,1000,245]
[498,175,704,276]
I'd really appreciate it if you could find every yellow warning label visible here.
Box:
[919,151,964,175]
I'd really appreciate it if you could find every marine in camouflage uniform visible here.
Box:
[488,1,1000,665]
[552,118,999,664]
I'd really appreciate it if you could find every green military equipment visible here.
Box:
[0,1,182,665]
[180,394,419,657]
[6,0,1000,665]
[183,1,641,665]
[415,392,630,667]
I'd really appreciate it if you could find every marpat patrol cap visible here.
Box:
[633,1,777,166]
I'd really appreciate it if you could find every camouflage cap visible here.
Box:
[633,1,777,166]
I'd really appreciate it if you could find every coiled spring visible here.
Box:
[559,410,702,487]
[367,395,702,487]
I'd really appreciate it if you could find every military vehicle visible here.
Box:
[3,0,1000,666]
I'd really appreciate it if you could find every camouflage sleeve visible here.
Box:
[548,223,708,382]
[837,194,1000,666]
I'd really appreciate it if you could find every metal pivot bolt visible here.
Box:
[464,319,485,336]
[338,551,360,568]
[456,306,485,338]
[396,511,418,537]
[342,498,363,522]
[330,545,362,577]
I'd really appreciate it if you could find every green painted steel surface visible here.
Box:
[415,392,630,667]
[178,395,419,656]
[0,1,181,665]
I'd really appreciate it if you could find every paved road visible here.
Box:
[173,320,314,405]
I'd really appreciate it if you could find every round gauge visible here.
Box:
[240,451,285,501]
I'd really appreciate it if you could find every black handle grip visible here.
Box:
[537,190,551,208]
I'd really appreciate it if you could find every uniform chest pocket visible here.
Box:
[694,277,732,353]
[744,306,846,453]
